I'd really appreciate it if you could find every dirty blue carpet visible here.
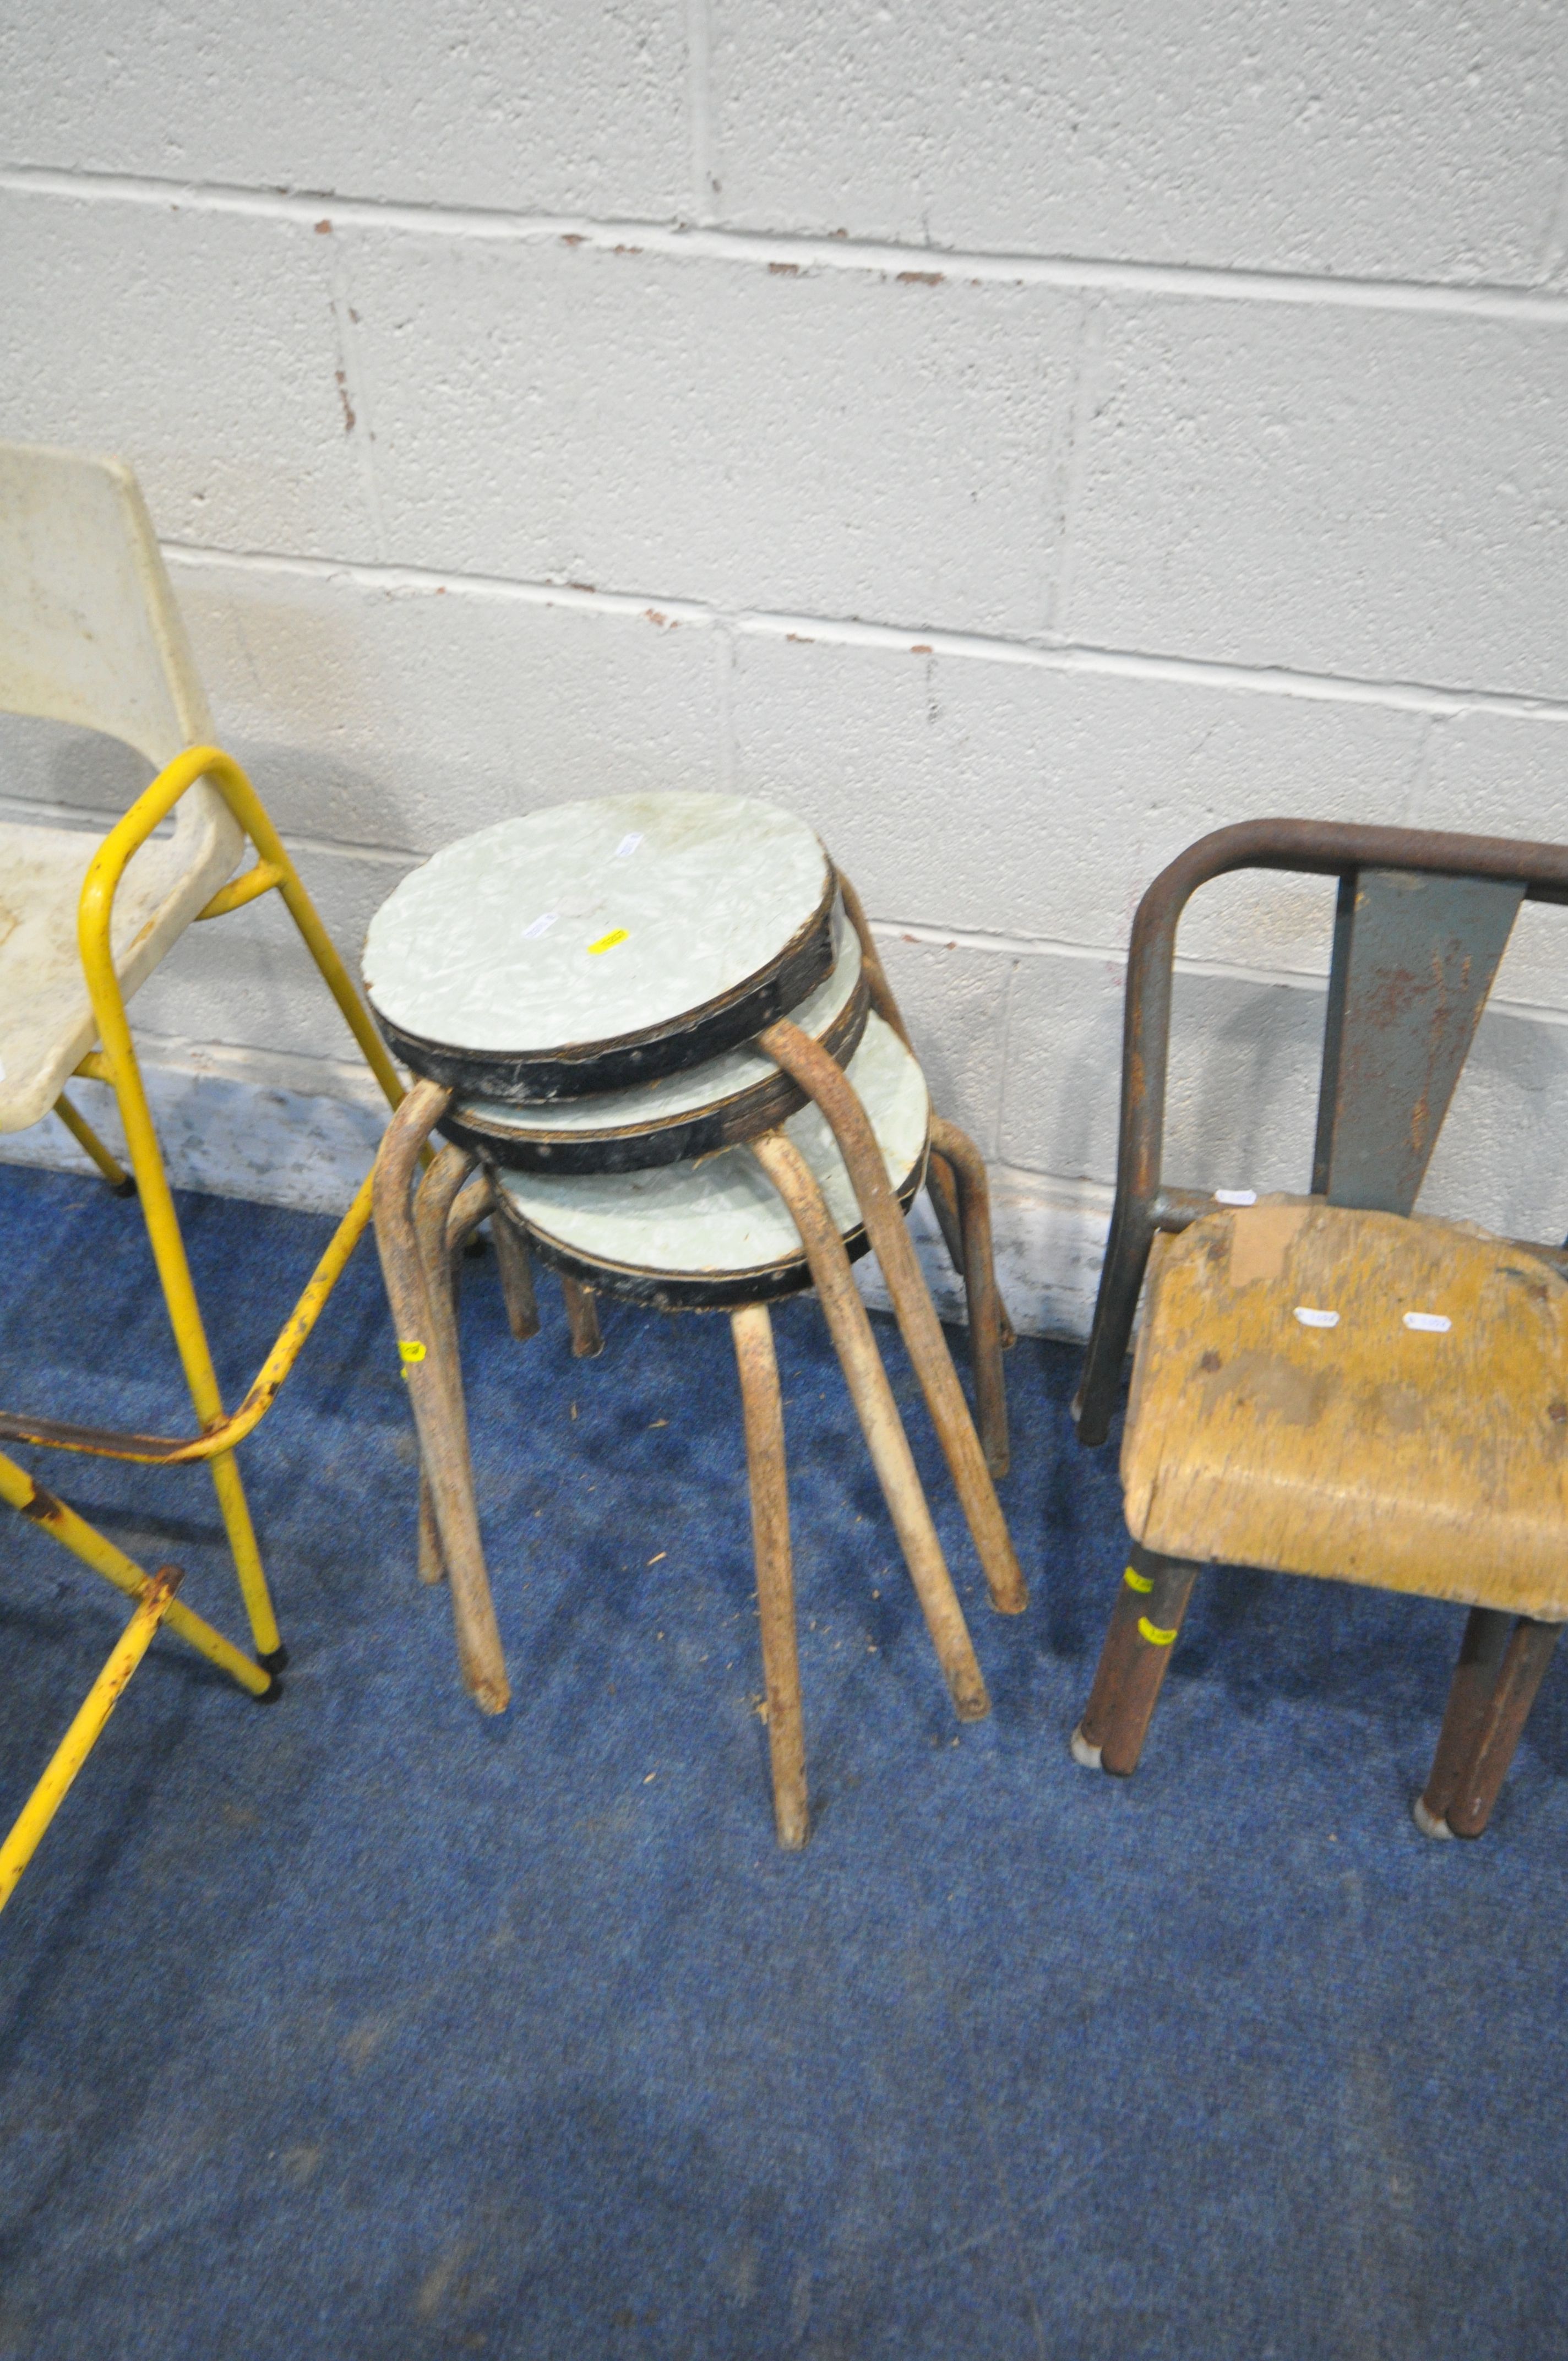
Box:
[0,1160,1564,2360]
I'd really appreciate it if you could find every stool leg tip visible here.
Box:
[257,1644,288,1675]
[1412,1794,1453,1841]
[1070,1722,1103,1771]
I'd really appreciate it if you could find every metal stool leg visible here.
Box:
[928,1116,1009,1479]
[492,1211,541,1341]
[1414,1606,1514,1837]
[760,1021,1027,1617]
[1443,1618,1561,1839]
[562,1276,604,1358]
[732,1303,808,1849]
[1072,1543,1201,1776]
[373,1086,509,1714]
[752,1130,989,1723]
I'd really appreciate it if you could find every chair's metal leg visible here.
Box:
[929,1117,1010,1478]
[1414,1606,1515,1837]
[51,1090,134,1194]
[1441,1618,1561,1840]
[0,1449,272,1696]
[492,1211,541,1341]
[750,1130,989,1723]
[0,1565,184,1915]
[760,1021,1027,1616]
[561,1276,604,1358]
[373,1086,509,1715]
[732,1303,808,1849]
[1072,1543,1201,1776]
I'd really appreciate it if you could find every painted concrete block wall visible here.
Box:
[3,3,1568,1337]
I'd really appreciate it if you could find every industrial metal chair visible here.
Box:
[0,442,404,1908]
[1070,819,1568,1840]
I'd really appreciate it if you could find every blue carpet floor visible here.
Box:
[0,1160,1565,2359]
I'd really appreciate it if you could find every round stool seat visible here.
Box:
[364,792,835,1102]
[442,912,867,1174]
[494,1014,928,1311]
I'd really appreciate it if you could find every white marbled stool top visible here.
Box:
[364,791,832,1059]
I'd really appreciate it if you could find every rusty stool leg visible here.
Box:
[929,1116,1010,1479]
[1443,1617,1561,1840]
[750,1129,989,1724]
[373,1086,509,1715]
[732,1302,808,1850]
[561,1275,604,1359]
[492,1209,541,1341]
[760,1020,1027,1617]
[1413,1606,1514,1838]
[1071,1543,1201,1777]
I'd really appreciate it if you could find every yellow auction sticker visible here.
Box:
[587,928,630,955]
[398,1339,426,1363]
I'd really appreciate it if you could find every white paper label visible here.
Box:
[1293,1307,1340,1329]
[521,912,558,940]
[611,832,644,861]
[1403,1311,1452,1333]
[1215,1188,1257,1206]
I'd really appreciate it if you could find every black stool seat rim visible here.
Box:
[500,1141,928,1313]
[442,972,871,1173]
[375,871,838,1103]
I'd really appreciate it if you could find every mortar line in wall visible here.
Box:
[9,161,1568,325]
[162,542,1568,725]
[869,916,1568,1034]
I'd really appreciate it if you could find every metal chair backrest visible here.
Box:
[1075,819,1568,1444]
[0,442,237,864]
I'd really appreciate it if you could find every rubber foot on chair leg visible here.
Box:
[1412,1795,1454,1841]
[252,1674,284,1704]
[1070,1722,1104,1771]
[257,1644,288,1675]
[111,1177,137,1199]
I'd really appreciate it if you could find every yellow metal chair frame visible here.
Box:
[0,743,404,1912]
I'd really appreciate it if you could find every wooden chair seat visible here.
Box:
[1124,1197,1568,1617]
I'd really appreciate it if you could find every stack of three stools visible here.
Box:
[366,791,1024,1848]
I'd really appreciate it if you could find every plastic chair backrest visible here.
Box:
[1075,819,1568,1443]
[0,442,237,862]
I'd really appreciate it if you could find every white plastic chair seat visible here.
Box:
[494,1014,929,1308]
[0,815,236,1133]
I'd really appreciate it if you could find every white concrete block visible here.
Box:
[873,934,1013,1155]
[1065,301,1568,700]
[710,0,1568,285]
[1417,710,1568,1011]
[170,557,726,850]
[0,0,689,220]
[731,629,1423,962]
[344,235,1079,632]
[0,191,371,561]
[1000,949,1329,1192]
[128,842,414,1063]
[999,939,1568,1253]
